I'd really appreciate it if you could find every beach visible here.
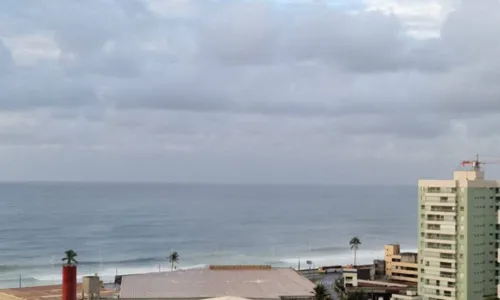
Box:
[0,182,417,288]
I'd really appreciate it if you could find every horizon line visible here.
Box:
[0,180,415,186]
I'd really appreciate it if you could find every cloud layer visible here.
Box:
[1,0,500,183]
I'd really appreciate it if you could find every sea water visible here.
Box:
[0,182,417,288]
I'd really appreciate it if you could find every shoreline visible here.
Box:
[0,259,377,289]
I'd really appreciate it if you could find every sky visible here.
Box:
[0,0,500,184]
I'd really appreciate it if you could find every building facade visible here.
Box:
[343,267,358,288]
[385,244,418,283]
[418,165,500,300]
[391,290,421,300]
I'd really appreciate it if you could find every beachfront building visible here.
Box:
[385,244,418,283]
[418,159,500,300]
[118,265,316,300]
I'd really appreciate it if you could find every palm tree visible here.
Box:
[313,283,330,300]
[62,249,78,266]
[349,237,361,266]
[168,251,179,271]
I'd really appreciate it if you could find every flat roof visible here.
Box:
[0,284,117,300]
[119,267,315,299]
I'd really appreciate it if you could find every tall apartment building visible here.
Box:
[418,159,500,300]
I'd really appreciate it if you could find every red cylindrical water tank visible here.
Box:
[62,265,77,300]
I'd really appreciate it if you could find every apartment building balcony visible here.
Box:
[423,220,456,227]
[422,193,457,199]
[423,256,456,264]
[429,206,456,212]
[426,212,457,217]
[392,267,418,275]
[422,273,456,282]
[422,200,457,207]
[421,291,456,300]
[423,229,456,235]
[423,263,456,272]
[423,223,456,234]
[426,243,455,249]
[423,283,456,291]
[423,238,456,245]
[424,214,456,221]
[391,274,418,283]
[424,234,455,241]
[423,187,457,194]
[424,211,456,217]
[424,244,456,254]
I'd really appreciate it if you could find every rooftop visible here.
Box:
[0,284,117,300]
[119,266,316,299]
[346,280,413,293]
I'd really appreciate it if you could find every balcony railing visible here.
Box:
[425,187,457,193]
[426,244,455,250]
[427,235,455,241]
[439,264,454,269]
[430,208,456,213]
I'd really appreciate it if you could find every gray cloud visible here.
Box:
[0,0,500,183]
[0,41,13,74]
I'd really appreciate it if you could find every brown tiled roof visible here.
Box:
[0,284,117,300]
[119,268,316,299]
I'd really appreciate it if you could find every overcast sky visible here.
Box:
[0,0,500,184]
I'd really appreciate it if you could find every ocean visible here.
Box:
[0,182,417,288]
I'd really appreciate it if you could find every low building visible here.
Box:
[384,244,418,283]
[343,267,358,288]
[342,264,419,300]
[118,265,316,300]
[341,264,375,287]
[390,290,421,300]
[344,280,415,300]
[373,259,386,279]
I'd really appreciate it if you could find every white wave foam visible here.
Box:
[279,249,386,268]
[34,264,208,283]
[25,249,415,286]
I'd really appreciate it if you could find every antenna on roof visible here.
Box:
[460,154,500,171]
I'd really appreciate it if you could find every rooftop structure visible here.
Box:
[119,265,316,300]
[344,278,416,300]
